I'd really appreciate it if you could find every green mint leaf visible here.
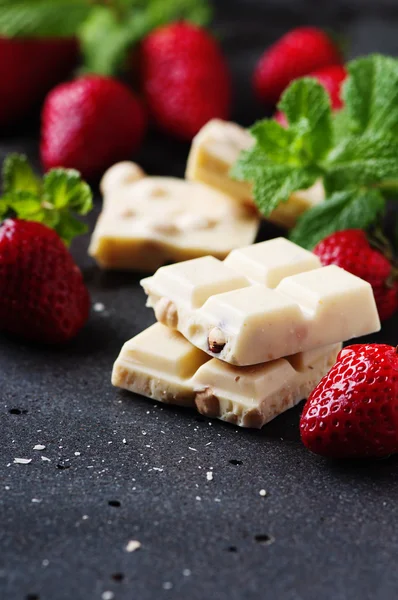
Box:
[289,188,385,249]
[278,78,333,160]
[250,120,304,166]
[342,54,398,136]
[0,0,92,38]
[80,0,212,76]
[3,154,41,195]
[324,132,398,193]
[233,147,319,216]
[43,169,92,215]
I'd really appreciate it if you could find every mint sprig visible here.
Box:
[1,154,93,245]
[234,54,398,249]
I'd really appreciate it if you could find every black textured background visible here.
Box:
[2,2,398,600]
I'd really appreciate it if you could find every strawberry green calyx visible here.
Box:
[0,154,93,245]
[234,53,398,249]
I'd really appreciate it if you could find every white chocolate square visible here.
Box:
[142,238,381,366]
[88,161,259,271]
[112,322,341,428]
[186,118,325,228]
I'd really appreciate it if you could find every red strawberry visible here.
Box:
[0,219,90,344]
[300,344,398,458]
[274,64,347,126]
[139,22,231,140]
[254,27,343,105]
[314,229,398,322]
[0,36,78,129]
[309,64,347,110]
[40,75,146,180]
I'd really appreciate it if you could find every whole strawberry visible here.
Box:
[274,64,347,126]
[40,75,146,180]
[300,344,398,458]
[139,22,231,140]
[314,230,398,322]
[0,36,78,129]
[254,27,343,105]
[0,219,90,344]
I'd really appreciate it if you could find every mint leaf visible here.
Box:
[0,0,92,38]
[43,169,92,214]
[250,120,305,166]
[325,132,398,193]
[342,54,398,136]
[233,146,319,216]
[278,78,333,160]
[3,154,40,195]
[80,0,212,76]
[290,189,385,249]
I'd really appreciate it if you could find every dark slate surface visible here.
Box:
[2,2,398,599]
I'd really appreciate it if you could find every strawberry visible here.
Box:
[40,75,147,180]
[254,27,343,105]
[313,229,398,322]
[0,36,78,129]
[274,64,347,126]
[300,344,398,458]
[139,21,231,140]
[0,219,90,344]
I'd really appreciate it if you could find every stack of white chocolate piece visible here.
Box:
[112,238,381,428]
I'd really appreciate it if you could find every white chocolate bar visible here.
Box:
[141,238,380,366]
[88,161,259,271]
[112,323,341,428]
[186,119,325,228]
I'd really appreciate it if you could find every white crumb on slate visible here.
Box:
[33,444,45,451]
[82,515,89,520]
[259,489,267,497]
[125,540,141,552]
[41,456,51,462]
[93,302,105,312]
[101,592,114,600]
[183,569,191,577]
[31,498,41,503]
[195,496,201,501]
[214,498,221,502]
[206,471,213,481]
[122,438,127,444]
[205,442,212,446]
[153,467,163,472]
[42,559,49,567]
[163,582,173,590]
[14,458,32,464]
[188,447,198,452]
[74,452,81,456]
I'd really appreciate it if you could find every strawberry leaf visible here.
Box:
[290,189,385,249]
[0,154,92,245]
[43,169,92,214]
[3,154,41,195]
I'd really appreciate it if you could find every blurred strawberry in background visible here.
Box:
[41,75,146,180]
[139,22,231,140]
[254,27,343,105]
[0,37,78,129]
[274,64,348,126]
